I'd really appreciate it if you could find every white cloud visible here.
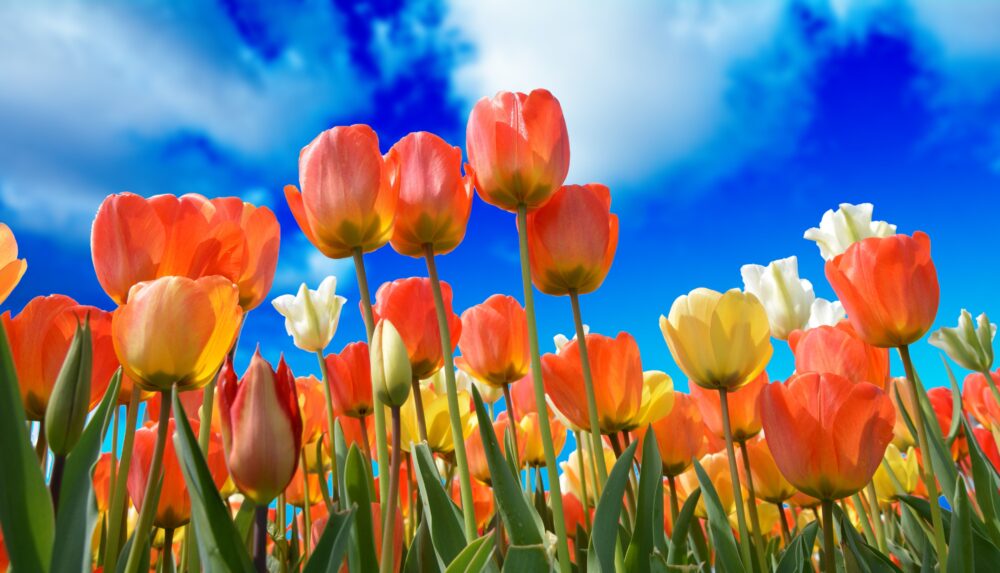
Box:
[272,235,356,294]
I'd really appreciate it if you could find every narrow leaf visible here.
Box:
[693,457,745,573]
[413,443,467,567]
[302,507,356,573]
[343,445,378,573]
[588,437,639,572]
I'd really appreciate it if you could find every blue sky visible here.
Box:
[2,0,1000,394]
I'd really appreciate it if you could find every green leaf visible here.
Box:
[625,426,662,572]
[404,517,442,573]
[588,437,638,572]
[0,322,55,572]
[171,391,255,572]
[444,536,494,573]
[948,477,974,573]
[693,457,745,573]
[342,445,378,573]
[940,358,964,444]
[50,371,120,573]
[501,544,550,572]
[775,521,819,573]
[899,495,1000,573]
[962,415,1000,546]
[836,504,902,572]
[413,443,467,567]
[667,488,701,566]
[233,498,256,549]
[897,374,959,503]
[302,507,356,573]
[114,532,150,573]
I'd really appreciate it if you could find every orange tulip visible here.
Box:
[760,371,895,500]
[0,223,27,305]
[679,451,735,518]
[93,452,113,513]
[208,197,281,310]
[339,414,375,454]
[285,125,397,259]
[284,462,323,508]
[450,478,494,532]
[3,296,121,420]
[562,491,592,537]
[385,131,474,257]
[218,351,303,505]
[525,183,618,296]
[738,436,796,504]
[973,427,1000,472]
[690,371,767,442]
[456,294,530,388]
[465,89,570,212]
[509,374,568,465]
[295,375,328,446]
[128,419,227,529]
[825,232,939,348]
[542,332,643,434]
[788,320,890,389]
[112,275,243,392]
[649,393,707,477]
[325,341,373,418]
[928,387,967,460]
[963,370,1000,429]
[371,277,461,379]
[465,413,525,484]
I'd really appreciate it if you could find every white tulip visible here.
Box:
[271,276,346,352]
[553,324,589,353]
[805,298,846,329]
[804,203,896,260]
[741,256,814,340]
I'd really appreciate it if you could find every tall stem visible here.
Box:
[738,439,767,573]
[254,505,269,572]
[35,421,48,467]
[358,414,373,462]
[104,386,141,572]
[316,351,340,506]
[899,344,948,569]
[574,430,592,531]
[516,204,572,573]
[423,245,478,540]
[49,453,66,512]
[865,481,887,553]
[718,388,754,571]
[569,290,610,490]
[667,475,680,522]
[162,528,175,573]
[381,407,403,573]
[776,502,791,546]
[822,499,836,573]
[409,378,429,443]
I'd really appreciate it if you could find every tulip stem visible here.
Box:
[125,385,174,573]
[35,420,48,467]
[49,453,66,513]
[410,377,429,443]
[667,475,680,522]
[353,247,390,521]
[381,406,403,573]
[865,481,888,553]
[316,351,341,507]
[358,414,373,463]
[569,289,610,492]
[423,244,479,541]
[104,386,141,572]
[776,502,791,546]
[516,204,572,573]
[737,439,768,573]
[300,453,312,561]
[852,492,878,547]
[501,383,523,480]
[254,504,268,572]
[574,430,593,532]
[109,404,119,510]
[899,345,948,569]
[821,499,836,573]
[718,388,754,571]
[161,528,174,573]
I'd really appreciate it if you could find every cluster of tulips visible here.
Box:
[0,88,999,573]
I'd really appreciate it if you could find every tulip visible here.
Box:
[804,202,896,261]
[284,463,323,509]
[525,183,618,296]
[562,490,591,539]
[649,393,707,477]
[973,427,1000,472]
[760,371,894,500]
[805,298,846,329]
[456,294,530,388]
[738,436,796,504]
[284,125,397,258]
[325,341,374,418]
[690,370,767,442]
[465,89,570,212]
[0,223,27,306]
[93,452,113,514]
[217,351,302,505]
[963,370,1000,429]
[788,320,890,389]
[371,320,413,409]
[872,444,919,505]
[449,478,495,532]
[518,411,567,467]
[45,320,93,456]
[112,276,242,393]
[930,310,995,373]
[385,131,474,257]
[631,370,675,428]
[216,199,281,311]
[678,451,735,518]
[295,375,328,447]
[396,382,472,454]
[660,287,772,391]
[559,443,617,505]
[272,276,346,353]
[740,256,814,340]
[465,414,523,484]
[553,325,588,352]
[542,332,643,433]
[927,387,967,461]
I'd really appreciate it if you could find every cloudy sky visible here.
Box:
[2,0,1000,389]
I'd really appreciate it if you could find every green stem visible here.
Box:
[316,351,340,507]
[104,386,141,572]
[300,452,312,561]
[899,344,948,569]
[423,244,478,541]
[125,385,174,573]
[381,407,403,573]
[516,204,572,572]
[718,388,754,571]
[49,453,66,513]
[865,481,888,553]
[569,290,610,491]
[738,439,768,573]
[667,475,680,522]
[776,502,791,547]
[161,528,174,573]
[852,492,878,547]
[410,377,429,443]
[501,383,522,477]
[574,430,592,532]
[822,499,836,573]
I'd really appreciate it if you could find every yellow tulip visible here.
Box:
[660,288,772,391]
[397,382,473,454]
[559,442,617,505]
[872,444,919,505]
[629,370,675,427]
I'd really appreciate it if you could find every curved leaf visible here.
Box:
[303,506,356,573]
[836,504,902,572]
[625,426,662,572]
[962,415,1000,545]
[667,488,701,566]
[693,457,745,573]
[444,536,494,573]
[413,443,467,567]
[775,521,819,573]
[588,437,638,572]
[343,445,378,573]
[948,477,973,573]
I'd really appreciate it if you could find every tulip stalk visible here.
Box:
[162,528,175,573]
[500,383,522,476]
[300,454,312,561]
[49,453,66,512]
[316,350,341,506]
[409,377,430,443]
[423,244,479,541]
[254,505,269,572]
[851,492,878,547]
[516,204,572,573]
[104,386,142,572]
[574,430,593,531]
[718,388,754,571]
[776,502,791,546]
[667,475,680,522]
[865,482,888,552]
[898,345,948,568]
[737,439,768,573]
[569,289,610,489]
[381,406,403,573]
[821,499,836,573]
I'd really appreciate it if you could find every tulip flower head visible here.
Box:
[325,341,374,418]
[661,288,772,391]
[466,89,570,211]
[218,351,303,505]
[560,442,617,505]
[963,370,1000,430]
[631,370,675,428]
[739,436,797,504]
[740,256,814,340]
[803,202,896,261]
[788,320,890,389]
[456,294,529,387]
[929,309,996,373]
[872,444,919,505]
[465,414,523,484]
[973,427,1000,472]
[805,298,846,329]
[690,370,767,442]
[272,276,346,353]
[650,393,707,477]
[679,451,735,518]
[371,319,413,408]
[0,223,27,305]
[397,381,472,454]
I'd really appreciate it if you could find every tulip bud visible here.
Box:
[371,319,412,408]
[929,309,996,373]
[740,256,814,340]
[271,276,347,353]
[46,318,93,455]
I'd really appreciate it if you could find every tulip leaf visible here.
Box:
[0,323,55,573]
[940,358,964,443]
[444,536,494,573]
[413,442,467,567]
[775,521,819,573]
[343,445,378,573]
[692,457,746,573]
[171,391,255,572]
[625,426,663,572]
[899,495,1000,572]
[835,504,902,573]
[588,436,639,572]
[963,415,1000,545]
[50,370,120,573]
[501,544,550,572]
[948,477,974,573]
[892,378,959,503]
[233,497,257,549]
[114,532,150,573]
[471,386,545,547]
[404,518,442,573]
[667,488,701,566]
[302,506,356,573]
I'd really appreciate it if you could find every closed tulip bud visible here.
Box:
[272,276,346,353]
[372,277,461,379]
[0,223,27,306]
[804,203,896,261]
[690,371,767,442]
[456,294,530,387]
[740,256,814,340]
[872,444,918,505]
[805,298,846,329]
[650,393,706,477]
[789,320,890,389]
[218,351,303,505]
[929,310,996,373]
[325,342,374,418]
[661,288,772,391]
[45,319,93,455]
[371,319,412,408]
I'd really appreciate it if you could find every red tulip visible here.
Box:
[456,294,530,387]
[295,375,328,446]
[649,393,707,477]
[385,131,474,256]
[465,89,570,211]
[525,183,618,296]
[690,371,767,442]
[825,232,939,348]
[973,427,1000,472]
[760,371,895,500]
[963,370,1000,429]
[788,320,890,389]
[927,387,967,460]
[325,342,373,418]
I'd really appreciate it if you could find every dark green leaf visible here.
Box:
[836,504,901,572]
[302,507,355,573]
[413,443,467,567]
[501,544,550,572]
[900,495,1000,573]
[667,488,701,566]
[343,445,378,573]
[625,426,662,572]
[775,521,819,573]
[587,437,638,572]
[444,536,494,573]
[693,458,745,573]
[948,477,973,573]
[404,518,442,573]
[114,532,150,573]
[962,415,1000,546]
